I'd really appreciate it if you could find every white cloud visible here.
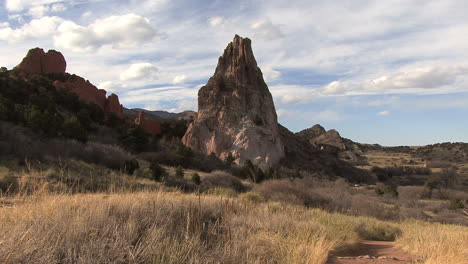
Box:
[54,13,159,52]
[262,67,281,82]
[377,110,391,116]
[120,63,159,81]
[208,16,224,27]
[0,16,63,42]
[97,81,128,93]
[172,74,188,84]
[251,19,284,40]
[6,0,68,18]
[323,81,346,95]
[363,66,467,91]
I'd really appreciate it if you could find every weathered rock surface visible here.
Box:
[182,35,284,168]
[14,48,124,119]
[14,48,66,74]
[297,125,368,165]
[135,111,161,136]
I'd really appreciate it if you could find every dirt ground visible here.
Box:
[326,240,415,264]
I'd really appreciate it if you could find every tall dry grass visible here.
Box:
[0,189,412,264]
[397,220,468,264]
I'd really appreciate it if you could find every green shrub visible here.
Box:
[150,162,166,182]
[190,173,201,185]
[175,166,184,178]
[61,117,87,143]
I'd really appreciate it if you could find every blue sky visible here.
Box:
[1,0,467,146]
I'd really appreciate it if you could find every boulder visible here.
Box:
[182,35,284,168]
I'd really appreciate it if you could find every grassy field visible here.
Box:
[0,189,467,264]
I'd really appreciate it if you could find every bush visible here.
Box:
[190,173,201,185]
[201,171,245,192]
[448,199,464,210]
[61,117,88,143]
[175,166,184,178]
[149,162,166,182]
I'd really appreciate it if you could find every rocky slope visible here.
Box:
[297,124,368,165]
[182,35,284,168]
[14,48,124,119]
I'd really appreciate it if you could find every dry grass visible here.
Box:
[0,189,467,263]
[0,189,411,264]
[397,220,468,264]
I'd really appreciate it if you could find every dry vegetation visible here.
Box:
[0,188,467,264]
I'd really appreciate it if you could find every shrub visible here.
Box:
[175,166,184,178]
[202,171,245,192]
[448,199,464,210]
[61,117,87,143]
[190,173,201,185]
[225,152,235,166]
[149,162,166,182]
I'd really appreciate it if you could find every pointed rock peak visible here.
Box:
[311,124,326,134]
[183,35,284,168]
[15,47,66,75]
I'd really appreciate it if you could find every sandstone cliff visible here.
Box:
[182,35,284,168]
[15,48,124,119]
[135,111,161,136]
[14,48,66,74]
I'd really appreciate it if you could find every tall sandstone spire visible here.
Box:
[182,35,284,168]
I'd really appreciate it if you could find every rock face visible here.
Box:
[297,125,368,165]
[14,47,125,119]
[14,48,66,74]
[182,35,284,168]
[135,111,161,136]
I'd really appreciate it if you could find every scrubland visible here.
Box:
[0,181,467,263]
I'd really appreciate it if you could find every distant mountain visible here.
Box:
[124,108,197,122]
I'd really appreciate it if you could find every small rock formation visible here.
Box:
[182,35,284,168]
[105,94,124,118]
[135,111,161,136]
[14,48,66,74]
[297,124,368,165]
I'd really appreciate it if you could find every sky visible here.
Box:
[1,0,467,146]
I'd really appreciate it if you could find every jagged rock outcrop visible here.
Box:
[135,111,161,136]
[15,47,124,119]
[182,35,284,168]
[14,48,66,74]
[297,125,368,165]
[105,94,124,118]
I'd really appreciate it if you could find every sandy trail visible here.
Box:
[326,240,415,264]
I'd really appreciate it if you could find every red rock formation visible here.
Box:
[15,47,124,119]
[54,75,107,109]
[105,94,124,119]
[135,111,161,136]
[14,48,66,74]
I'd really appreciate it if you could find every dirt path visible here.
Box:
[326,240,415,264]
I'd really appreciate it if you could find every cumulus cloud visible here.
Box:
[251,19,284,40]
[54,13,159,52]
[172,74,188,84]
[120,63,159,81]
[377,110,391,116]
[0,16,63,42]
